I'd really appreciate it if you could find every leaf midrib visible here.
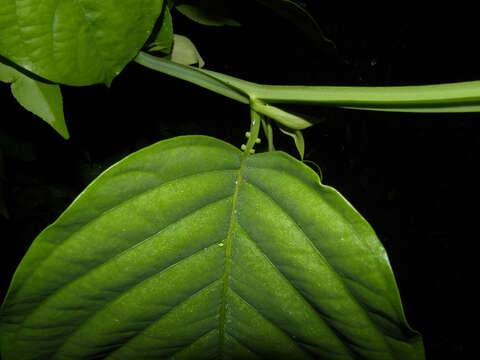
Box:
[8,171,236,356]
[45,207,229,358]
[217,151,248,357]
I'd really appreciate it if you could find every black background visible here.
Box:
[1,2,478,358]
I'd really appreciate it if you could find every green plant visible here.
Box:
[1,1,477,359]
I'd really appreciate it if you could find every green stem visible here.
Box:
[243,108,262,155]
[261,117,275,152]
[251,98,313,130]
[253,81,480,112]
[134,52,249,104]
[135,51,480,114]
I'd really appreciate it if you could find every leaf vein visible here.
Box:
[165,328,218,360]
[13,195,231,344]
[12,168,235,303]
[242,180,394,356]
[51,247,222,358]
[228,288,313,359]
[104,280,221,359]
[224,332,264,359]
[217,155,245,356]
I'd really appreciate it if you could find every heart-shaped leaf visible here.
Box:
[0,0,164,86]
[0,136,424,359]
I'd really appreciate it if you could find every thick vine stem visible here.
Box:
[136,52,480,113]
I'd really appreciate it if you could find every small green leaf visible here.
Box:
[171,34,205,67]
[175,0,240,27]
[0,62,69,139]
[1,136,424,359]
[278,126,305,159]
[147,6,174,54]
[0,0,164,86]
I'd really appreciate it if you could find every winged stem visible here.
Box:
[134,52,249,104]
[135,51,480,132]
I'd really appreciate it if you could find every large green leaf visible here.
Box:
[0,136,424,359]
[0,0,164,86]
[0,61,69,139]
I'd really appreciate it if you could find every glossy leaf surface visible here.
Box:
[0,136,424,359]
[0,62,69,139]
[0,0,164,85]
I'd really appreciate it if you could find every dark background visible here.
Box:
[1,2,478,358]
